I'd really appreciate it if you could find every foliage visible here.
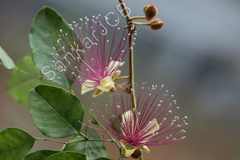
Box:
[0,7,109,160]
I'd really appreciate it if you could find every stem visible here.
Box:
[117,1,140,159]
[115,82,129,88]
[84,107,114,140]
[15,66,42,79]
[130,16,146,21]
[114,76,129,81]
[36,137,116,145]
[78,132,89,139]
[118,0,137,113]
[129,37,137,112]
[85,107,124,160]
[132,21,151,26]
[111,139,124,160]
[36,137,123,159]
[69,88,74,94]
[118,0,130,22]
[14,66,59,86]
[35,138,67,144]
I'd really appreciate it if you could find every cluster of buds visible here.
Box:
[130,4,164,30]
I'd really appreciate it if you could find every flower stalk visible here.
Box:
[118,0,137,115]
[130,16,146,21]
[84,107,125,160]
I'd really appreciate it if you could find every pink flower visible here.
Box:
[53,16,135,97]
[91,83,188,158]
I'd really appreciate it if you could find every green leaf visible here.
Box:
[44,152,86,160]
[29,6,74,87]
[0,46,15,69]
[0,127,35,160]
[23,150,59,160]
[7,56,49,104]
[87,152,112,160]
[87,152,98,160]
[64,126,107,158]
[109,117,122,134]
[28,85,84,138]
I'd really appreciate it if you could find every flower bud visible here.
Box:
[143,4,158,21]
[150,18,164,30]
[131,149,142,159]
[110,86,117,94]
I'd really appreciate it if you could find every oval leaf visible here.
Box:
[0,46,15,69]
[87,152,112,160]
[23,150,59,160]
[29,6,74,87]
[44,152,86,160]
[64,126,107,158]
[0,127,35,160]
[7,56,49,104]
[28,85,84,138]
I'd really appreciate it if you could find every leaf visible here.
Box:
[0,46,15,69]
[109,117,122,134]
[44,152,86,160]
[87,152,112,160]
[87,152,98,160]
[0,127,35,160]
[28,85,84,138]
[7,56,49,104]
[29,6,75,87]
[64,126,107,158]
[23,150,59,160]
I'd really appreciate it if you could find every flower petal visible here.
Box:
[122,110,135,136]
[142,118,159,138]
[120,142,137,158]
[112,70,121,81]
[81,80,98,95]
[92,89,104,97]
[138,146,150,153]
[106,61,123,75]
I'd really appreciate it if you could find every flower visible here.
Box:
[91,83,188,158]
[53,16,135,97]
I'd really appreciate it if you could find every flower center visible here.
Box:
[98,76,114,92]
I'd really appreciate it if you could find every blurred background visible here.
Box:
[1,0,240,159]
